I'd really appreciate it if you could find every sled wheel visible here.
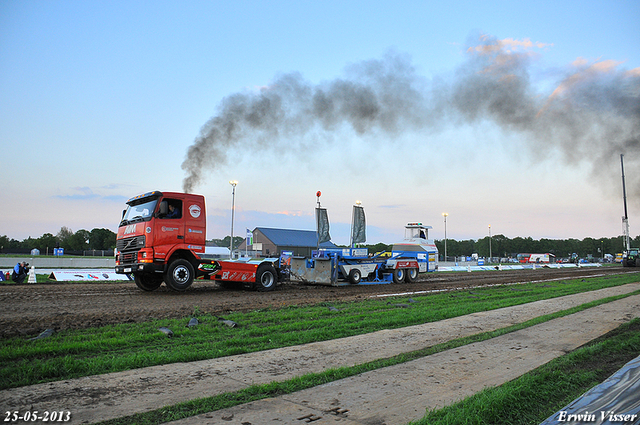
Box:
[392,268,406,284]
[348,268,362,284]
[256,264,277,292]
[406,268,418,283]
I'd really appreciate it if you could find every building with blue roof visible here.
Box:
[237,227,338,257]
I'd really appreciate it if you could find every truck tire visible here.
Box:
[255,264,277,292]
[406,268,418,283]
[392,268,406,284]
[348,268,362,284]
[134,273,163,291]
[165,259,194,291]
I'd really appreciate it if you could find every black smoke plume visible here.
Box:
[182,33,640,199]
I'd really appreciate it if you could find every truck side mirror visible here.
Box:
[121,209,126,219]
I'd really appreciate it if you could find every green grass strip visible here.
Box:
[93,288,640,425]
[1,273,639,390]
[411,318,640,425]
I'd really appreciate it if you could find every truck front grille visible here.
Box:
[117,235,146,252]
[117,235,146,265]
[120,252,137,263]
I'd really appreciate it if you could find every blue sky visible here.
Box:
[1,0,639,246]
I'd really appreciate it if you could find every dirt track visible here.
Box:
[1,273,639,425]
[0,266,635,338]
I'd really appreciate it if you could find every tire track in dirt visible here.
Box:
[1,282,638,425]
[1,267,633,338]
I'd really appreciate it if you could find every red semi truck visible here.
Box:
[114,191,280,291]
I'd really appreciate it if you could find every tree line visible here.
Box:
[362,234,639,260]
[0,227,117,254]
[2,229,637,260]
[441,234,638,259]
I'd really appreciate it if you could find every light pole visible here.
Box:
[488,224,492,264]
[229,180,238,259]
[442,212,448,262]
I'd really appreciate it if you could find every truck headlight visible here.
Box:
[138,249,154,263]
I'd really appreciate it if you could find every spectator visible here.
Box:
[12,261,29,283]
[167,204,180,218]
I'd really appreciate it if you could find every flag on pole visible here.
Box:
[351,205,366,245]
[246,229,253,246]
[316,208,331,244]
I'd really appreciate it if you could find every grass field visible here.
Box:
[2,273,640,424]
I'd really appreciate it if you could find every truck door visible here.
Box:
[183,198,206,249]
[154,198,185,260]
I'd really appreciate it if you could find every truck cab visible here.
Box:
[115,191,206,291]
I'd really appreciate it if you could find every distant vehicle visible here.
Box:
[622,249,640,267]
[615,253,623,263]
[516,253,555,263]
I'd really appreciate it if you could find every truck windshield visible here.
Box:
[121,199,158,226]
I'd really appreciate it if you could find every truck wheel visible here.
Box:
[255,264,277,292]
[165,259,194,291]
[392,268,406,284]
[348,268,362,284]
[406,268,418,283]
[134,274,163,291]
